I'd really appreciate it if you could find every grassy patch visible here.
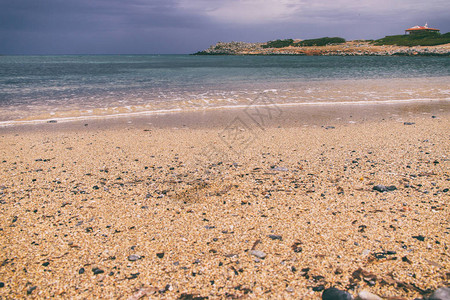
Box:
[374,32,450,46]
[262,39,295,48]
[295,37,346,46]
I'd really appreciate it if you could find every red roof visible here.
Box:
[406,26,439,31]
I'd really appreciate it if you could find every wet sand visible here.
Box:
[0,103,449,299]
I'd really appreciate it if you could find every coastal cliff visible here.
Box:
[194,40,450,56]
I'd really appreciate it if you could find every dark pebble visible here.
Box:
[27,286,37,295]
[412,235,425,241]
[156,252,165,259]
[293,246,303,253]
[92,267,104,275]
[313,285,325,292]
[79,267,85,274]
[268,234,282,240]
[373,253,386,259]
[373,185,397,192]
[322,287,353,300]
[47,120,57,123]
[404,122,415,125]
[0,282,4,288]
[42,262,50,267]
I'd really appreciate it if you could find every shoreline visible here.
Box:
[0,98,449,131]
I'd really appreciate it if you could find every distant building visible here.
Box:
[405,23,440,35]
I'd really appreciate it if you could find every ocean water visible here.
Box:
[0,55,449,125]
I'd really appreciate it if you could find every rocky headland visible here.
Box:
[195,40,450,56]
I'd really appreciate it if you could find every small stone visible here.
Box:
[250,250,266,259]
[47,120,57,123]
[156,252,165,259]
[429,287,450,300]
[362,249,370,256]
[268,234,282,240]
[313,285,325,292]
[78,267,85,274]
[128,254,141,261]
[412,235,425,241]
[0,282,4,288]
[403,122,415,125]
[92,267,104,275]
[27,286,37,295]
[355,290,382,300]
[322,287,353,300]
[42,262,50,267]
[286,286,294,293]
[373,185,397,192]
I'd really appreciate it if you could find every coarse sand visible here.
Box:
[0,104,448,299]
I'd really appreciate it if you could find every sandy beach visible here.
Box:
[0,102,449,299]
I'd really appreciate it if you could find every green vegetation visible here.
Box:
[374,32,450,46]
[295,37,346,46]
[262,39,295,48]
[262,37,346,48]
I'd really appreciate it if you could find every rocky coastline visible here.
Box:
[194,40,450,56]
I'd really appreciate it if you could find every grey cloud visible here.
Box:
[0,0,449,54]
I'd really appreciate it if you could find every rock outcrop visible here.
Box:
[194,41,450,56]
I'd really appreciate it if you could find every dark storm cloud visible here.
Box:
[0,0,207,32]
[0,0,449,54]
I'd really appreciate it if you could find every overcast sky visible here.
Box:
[1,0,449,54]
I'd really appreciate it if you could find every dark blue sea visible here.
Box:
[0,55,449,125]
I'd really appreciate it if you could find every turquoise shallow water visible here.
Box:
[0,55,449,124]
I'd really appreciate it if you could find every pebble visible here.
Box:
[313,285,325,292]
[322,287,353,300]
[0,282,4,288]
[156,252,165,259]
[268,234,282,240]
[92,267,104,275]
[373,185,397,192]
[355,290,382,300]
[78,267,85,274]
[128,254,141,261]
[27,286,37,295]
[429,287,450,300]
[250,250,266,259]
[412,235,425,241]
[404,122,415,125]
